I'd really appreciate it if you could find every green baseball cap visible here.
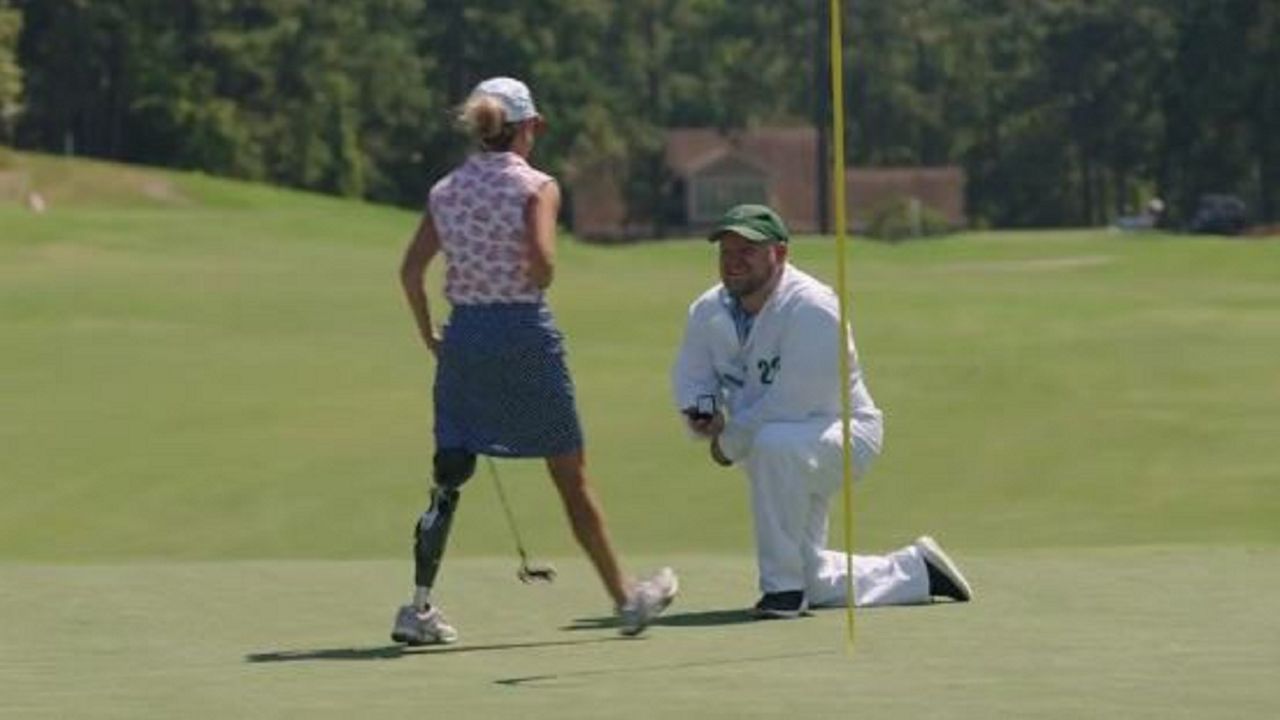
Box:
[708,204,790,244]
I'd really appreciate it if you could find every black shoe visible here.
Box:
[749,590,808,619]
[915,536,974,602]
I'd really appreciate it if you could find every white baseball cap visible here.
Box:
[471,77,540,123]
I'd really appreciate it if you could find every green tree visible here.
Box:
[0,2,20,140]
[1248,0,1280,221]
[8,1,1277,224]
[1160,0,1279,224]
[1028,0,1176,225]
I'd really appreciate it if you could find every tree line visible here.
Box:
[2,0,1276,228]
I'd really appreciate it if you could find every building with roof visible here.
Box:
[568,126,965,241]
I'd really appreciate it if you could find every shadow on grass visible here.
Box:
[496,649,835,687]
[563,607,755,631]
[251,603,929,662]
[246,646,406,662]
[246,637,618,664]
[562,602,936,633]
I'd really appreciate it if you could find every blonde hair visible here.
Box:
[459,94,518,150]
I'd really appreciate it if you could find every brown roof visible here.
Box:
[568,127,965,240]
[665,128,819,231]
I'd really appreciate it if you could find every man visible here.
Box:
[671,203,973,618]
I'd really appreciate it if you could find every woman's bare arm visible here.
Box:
[523,181,560,289]
[400,211,443,354]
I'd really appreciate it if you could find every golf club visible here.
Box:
[485,456,556,583]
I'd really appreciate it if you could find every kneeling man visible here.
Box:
[672,204,973,618]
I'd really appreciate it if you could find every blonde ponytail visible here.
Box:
[459,95,517,150]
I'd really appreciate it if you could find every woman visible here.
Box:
[391,77,677,644]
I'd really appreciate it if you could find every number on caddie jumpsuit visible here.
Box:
[757,356,780,384]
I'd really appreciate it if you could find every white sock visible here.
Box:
[413,587,431,612]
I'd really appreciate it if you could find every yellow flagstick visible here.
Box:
[827,0,856,653]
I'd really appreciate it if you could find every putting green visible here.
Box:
[3,549,1277,719]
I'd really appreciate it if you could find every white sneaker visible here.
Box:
[618,567,679,636]
[390,604,459,645]
[914,536,974,602]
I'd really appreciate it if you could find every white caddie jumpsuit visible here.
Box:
[672,264,930,606]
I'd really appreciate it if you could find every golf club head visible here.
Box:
[517,564,557,584]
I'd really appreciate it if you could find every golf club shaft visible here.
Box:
[485,456,531,564]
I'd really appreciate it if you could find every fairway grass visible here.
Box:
[3,549,1278,719]
[4,203,1278,560]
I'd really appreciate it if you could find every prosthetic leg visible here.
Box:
[413,449,475,592]
[391,449,474,646]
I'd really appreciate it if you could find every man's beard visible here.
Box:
[723,270,771,299]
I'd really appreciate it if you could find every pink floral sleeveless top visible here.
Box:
[428,152,553,305]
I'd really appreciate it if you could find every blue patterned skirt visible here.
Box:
[433,302,583,457]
